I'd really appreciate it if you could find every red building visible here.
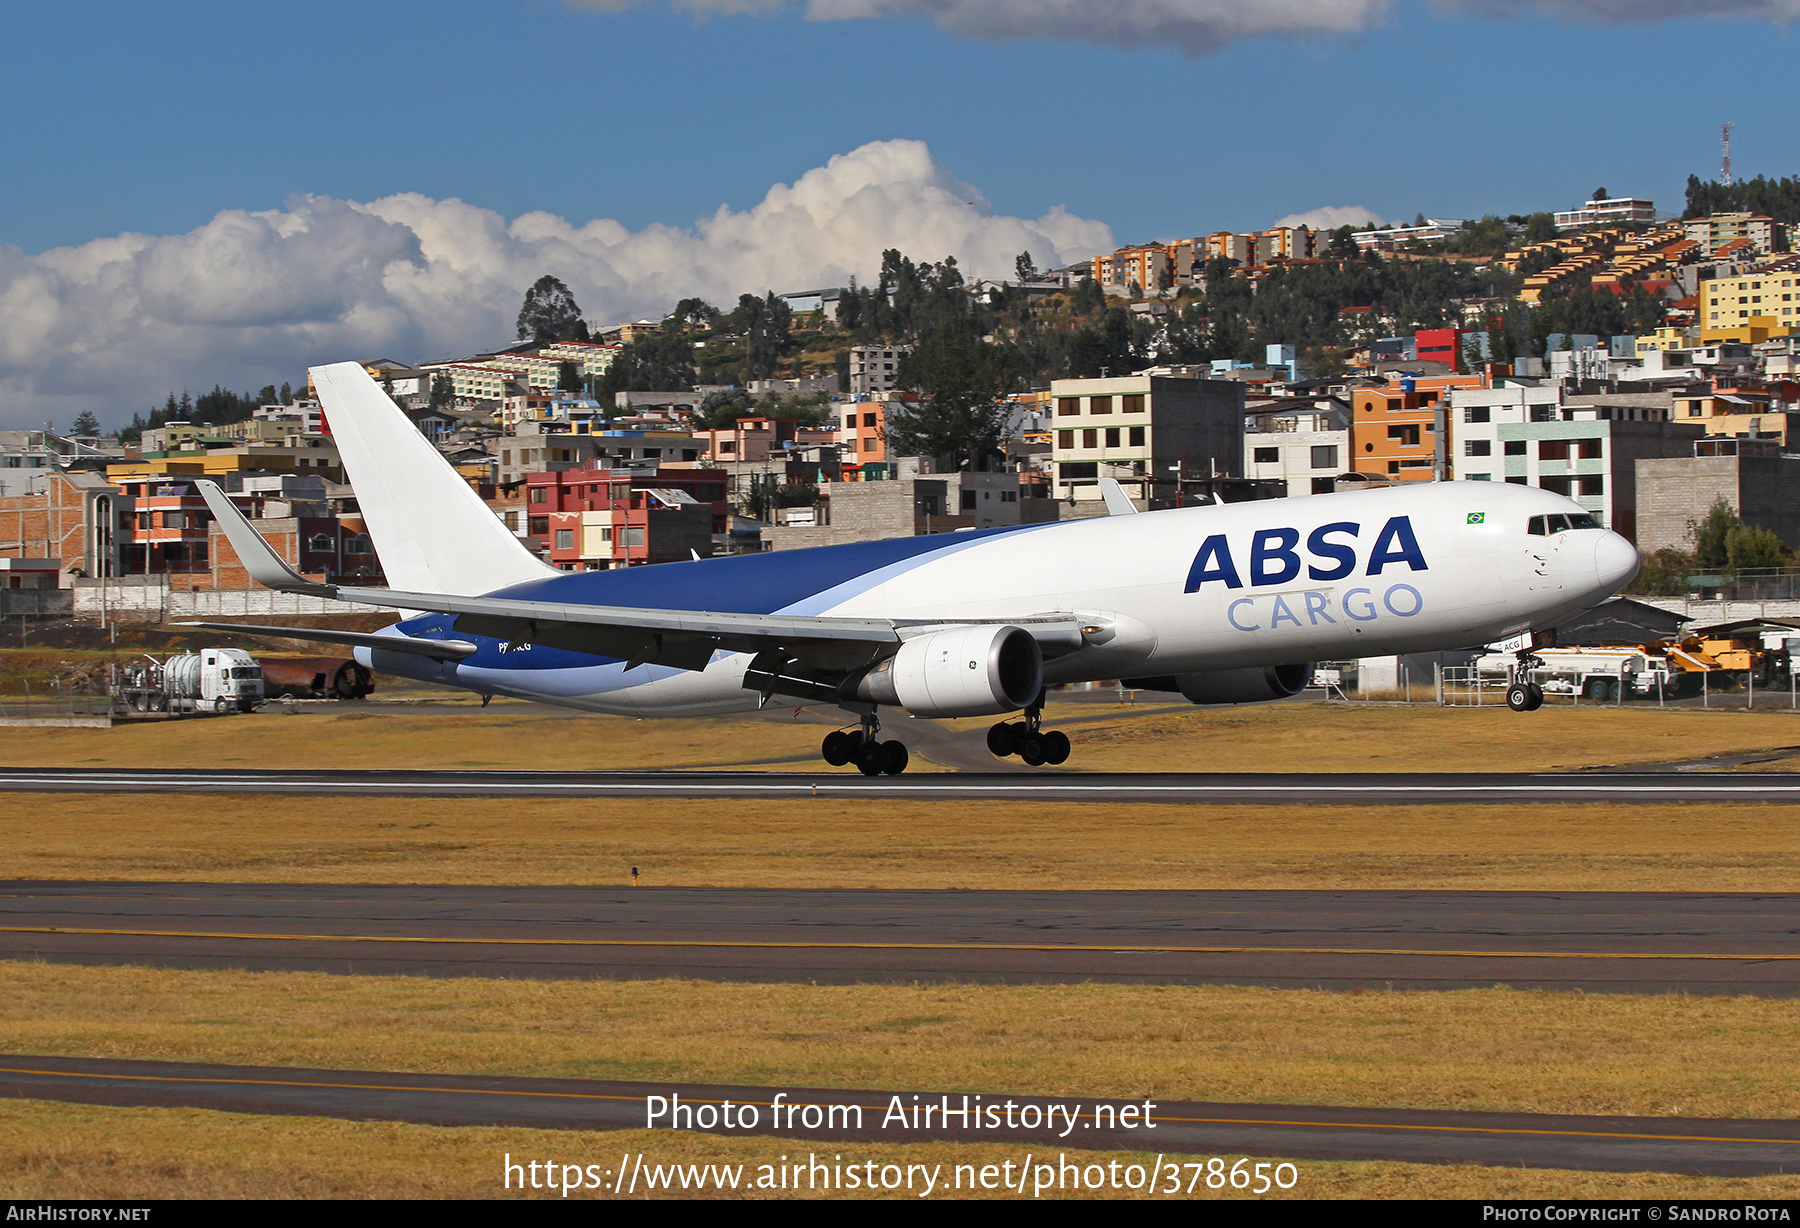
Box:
[523,466,724,570]
[1413,328,1468,369]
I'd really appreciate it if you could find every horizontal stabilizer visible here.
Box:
[1098,477,1138,516]
[193,480,331,595]
[169,622,477,660]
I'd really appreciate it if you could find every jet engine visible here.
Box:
[857,624,1043,718]
[1126,663,1312,705]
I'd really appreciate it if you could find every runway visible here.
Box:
[3,765,1800,803]
[5,882,1797,994]
[3,1054,1796,1175]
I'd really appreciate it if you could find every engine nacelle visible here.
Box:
[1126,662,1312,706]
[858,624,1043,718]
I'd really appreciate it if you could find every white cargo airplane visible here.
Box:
[185,362,1639,775]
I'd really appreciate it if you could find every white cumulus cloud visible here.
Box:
[570,0,1392,54]
[572,0,1800,54]
[0,139,1111,429]
[1445,0,1800,19]
[1271,205,1393,231]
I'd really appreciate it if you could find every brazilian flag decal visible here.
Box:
[1467,512,1486,524]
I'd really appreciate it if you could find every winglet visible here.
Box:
[193,480,336,597]
[1098,477,1138,516]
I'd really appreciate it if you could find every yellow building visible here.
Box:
[1699,268,1800,342]
[1635,327,1696,352]
[107,443,343,483]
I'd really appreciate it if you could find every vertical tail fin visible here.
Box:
[310,362,556,594]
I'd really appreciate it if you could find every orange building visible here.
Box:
[1350,374,1485,482]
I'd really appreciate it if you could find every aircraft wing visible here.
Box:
[191,478,1083,674]
[168,621,479,661]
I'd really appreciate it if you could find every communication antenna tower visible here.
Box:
[1722,121,1734,186]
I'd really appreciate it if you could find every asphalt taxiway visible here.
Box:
[3,1054,1795,1175]
[4,882,1796,994]
[2,765,1800,803]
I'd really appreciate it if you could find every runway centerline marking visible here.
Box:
[3,925,1794,961]
[0,1065,1795,1149]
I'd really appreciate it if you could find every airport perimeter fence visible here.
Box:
[1436,665,1799,710]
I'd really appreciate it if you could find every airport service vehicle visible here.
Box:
[258,656,376,701]
[120,648,264,714]
[1473,647,1671,702]
[179,362,1640,775]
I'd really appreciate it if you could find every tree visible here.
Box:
[697,388,754,429]
[1592,187,1608,201]
[556,361,582,393]
[1328,225,1358,258]
[1015,251,1039,283]
[886,326,1019,470]
[70,410,101,436]
[1693,497,1739,569]
[1523,213,1558,244]
[429,374,454,411]
[1727,523,1789,571]
[516,275,584,343]
[669,298,719,331]
[1071,276,1105,316]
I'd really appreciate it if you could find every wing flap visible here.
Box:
[169,621,478,660]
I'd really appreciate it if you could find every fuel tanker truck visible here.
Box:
[121,648,264,713]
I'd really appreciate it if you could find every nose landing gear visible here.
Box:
[821,712,908,776]
[1507,650,1546,712]
[986,699,1070,766]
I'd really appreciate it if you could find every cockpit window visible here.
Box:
[1528,513,1601,535]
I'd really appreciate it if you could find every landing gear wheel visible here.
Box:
[1042,730,1071,765]
[880,740,909,776]
[822,730,854,766]
[855,741,887,776]
[1506,683,1533,712]
[1017,731,1047,766]
[1524,682,1544,711]
[986,722,1018,758]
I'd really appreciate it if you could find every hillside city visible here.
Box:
[8,175,1800,610]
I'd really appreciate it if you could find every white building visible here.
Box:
[1554,197,1657,231]
[1243,400,1350,497]
[848,345,912,396]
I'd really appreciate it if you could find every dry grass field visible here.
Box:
[5,964,1799,1120]
[2,694,1799,775]
[2,790,1795,891]
[3,1099,1795,1200]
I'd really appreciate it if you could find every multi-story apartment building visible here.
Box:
[1049,375,1244,508]
[521,466,719,569]
[1094,244,1171,295]
[1349,374,1483,482]
[848,345,912,395]
[838,398,891,474]
[537,341,620,377]
[1684,213,1786,257]
[1243,399,1351,497]
[1450,385,1700,542]
[1699,266,1800,342]
[0,470,122,579]
[1554,197,1657,230]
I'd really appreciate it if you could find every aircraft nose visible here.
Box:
[1595,531,1639,591]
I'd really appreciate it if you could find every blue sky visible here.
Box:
[2,0,1797,426]
[3,1,1791,253]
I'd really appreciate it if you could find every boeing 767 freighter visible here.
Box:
[182,362,1640,775]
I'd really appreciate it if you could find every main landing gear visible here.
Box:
[987,699,1070,766]
[821,711,910,777]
